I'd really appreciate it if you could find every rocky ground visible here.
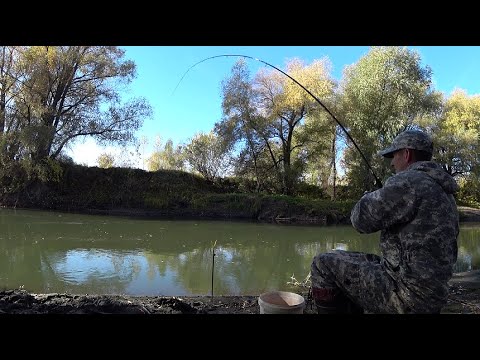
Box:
[0,270,479,314]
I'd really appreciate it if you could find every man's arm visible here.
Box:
[350,174,418,233]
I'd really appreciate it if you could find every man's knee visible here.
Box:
[310,252,340,288]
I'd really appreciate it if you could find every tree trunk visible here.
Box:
[330,130,336,200]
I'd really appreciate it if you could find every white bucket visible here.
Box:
[258,291,305,314]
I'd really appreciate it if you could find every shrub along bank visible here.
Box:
[0,163,355,225]
[0,163,476,225]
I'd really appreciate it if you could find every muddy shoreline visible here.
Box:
[1,270,479,314]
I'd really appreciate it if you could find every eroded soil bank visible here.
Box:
[1,270,479,314]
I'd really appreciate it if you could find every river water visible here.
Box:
[1,208,478,296]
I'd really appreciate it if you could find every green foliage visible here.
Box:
[217,58,335,195]
[191,193,261,217]
[2,157,63,185]
[0,160,28,194]
[427,89,480,177]
[33,158,64,183]
[294,181,327,199]
[4,46,480,219]
[300,113,337,193]
[97,153,115,169]
[259,194,356,224]
[0,156,64,210]
[327,184,352,201]
[0,162,358,225]
[0,46,152,168]
[184,131,231,181]
[221,176,259,193]
[457,175,480,208]
[56,153,75,165]
[146,137,185,171]
[143,196,170,209]
[339,46,440,193]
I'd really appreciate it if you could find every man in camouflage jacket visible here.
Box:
[310,130,459,313]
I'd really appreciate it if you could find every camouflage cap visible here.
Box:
[379,130,433,158]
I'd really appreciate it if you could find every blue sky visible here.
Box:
[67,46,480,167]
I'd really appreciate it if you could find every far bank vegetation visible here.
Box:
[0,46,478,224]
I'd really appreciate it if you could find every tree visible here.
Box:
[139,135,149,170]
[0,46,25,166]
[146,136,185,171]
[215,59,267,192]
[184,131,230,182]
[2,46,152,166]
[416,88,480,206]
[427,89,480,177]
[339,46,441,194]
[300,111,340,199]
[216,58,335,195]
[97,153,115,168]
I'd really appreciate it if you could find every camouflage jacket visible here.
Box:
[350,161,459,308]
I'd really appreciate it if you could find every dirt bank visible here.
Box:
[1,270,478,314]
[458,206,480,222]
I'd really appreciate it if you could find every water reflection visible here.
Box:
[0,208,479,296]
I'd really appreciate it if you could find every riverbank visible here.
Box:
[458,206,480,222]
[2,163,479,226]
[1,270,478,314]
[0,165,358,226]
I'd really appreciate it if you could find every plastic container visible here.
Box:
[258,291,305,314]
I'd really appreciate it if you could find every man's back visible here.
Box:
[311,129,460,313]
[351,160,459,311]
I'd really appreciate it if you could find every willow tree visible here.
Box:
[97,153,115,168]
[425,89,480,177]
[183,131,231,182]
[339,46,442,195]
[434,89,480,176]
[416,89,480,206]
[300,97,342,199]
[146,136,185,172]
[0,46,25,165]
[215,59,267,192]
[216,57,335,195]
[4,46,152,166]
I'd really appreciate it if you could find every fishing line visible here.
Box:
[173,54,383,188]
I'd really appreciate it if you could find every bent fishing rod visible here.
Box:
[173,54,383,188]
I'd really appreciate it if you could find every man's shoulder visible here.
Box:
[385,166,433,187]
[384,171,415,187]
